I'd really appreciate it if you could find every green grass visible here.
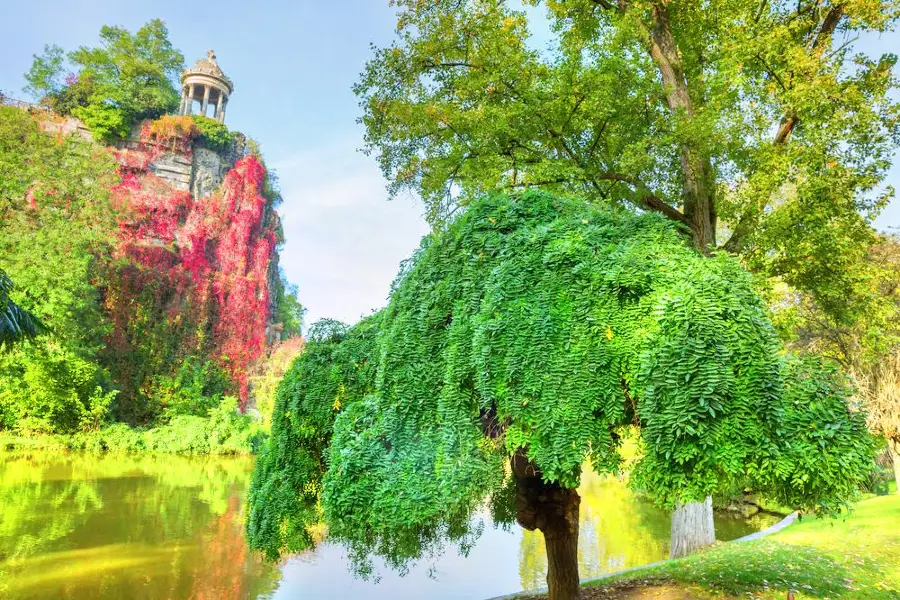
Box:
[586,494,900,599]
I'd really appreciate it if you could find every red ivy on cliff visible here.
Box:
[107,126,276,410]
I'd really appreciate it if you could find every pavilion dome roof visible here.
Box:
[182,50,233,92]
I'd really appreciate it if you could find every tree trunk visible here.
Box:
[645,2,717,251]
[511,451,582,600]
[670,496,716,558]
[889,439,900,495]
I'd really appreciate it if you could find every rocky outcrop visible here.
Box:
[150,152,193,190]
[191,146,235,199]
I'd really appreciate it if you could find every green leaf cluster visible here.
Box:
[0,269,43,350]
[356,0,899,326]
[0,395,263,456]
[249,191,874,570]
[147,356,232,421]
[246,316,381,561]
[190,115,236,153]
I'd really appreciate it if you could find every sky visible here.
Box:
[1,1,898,328]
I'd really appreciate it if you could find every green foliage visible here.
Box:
[44,72,97,117]
[24,19,184,141]
[72,101,130,140]
[148,356,231,421]
[190,115,236,152]
[0,269,43,350]
[249,191,874,572]
[0,347,108,434]
[0,106,119,435]
[79,387,117,433]
[271,274,305,340]
[22,44,65,99]
[756,357,875,511]
[1,396,262,456]
[356,0,899,324]
[248,337,305,431]
[247,316,381,561]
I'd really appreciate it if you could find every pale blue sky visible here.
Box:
[1,2,897,327]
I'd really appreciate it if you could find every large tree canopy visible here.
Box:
[248,192,873,597]
[356,0,899,324]
[24,19,184,140]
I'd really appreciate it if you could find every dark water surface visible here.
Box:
[0,452,779,599]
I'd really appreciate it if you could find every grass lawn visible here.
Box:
[517,494,900,600]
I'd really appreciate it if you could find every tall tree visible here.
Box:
[24,19,184,140]
[248,192,874,600]
[356,0,899,553]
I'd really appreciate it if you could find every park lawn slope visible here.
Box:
[517,494,900,599]
[606,494,899,599]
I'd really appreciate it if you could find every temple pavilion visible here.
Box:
[178,50,233,123]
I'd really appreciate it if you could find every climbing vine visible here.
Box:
[106,118,278,416]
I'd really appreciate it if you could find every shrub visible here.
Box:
[148,356,231,421]
[0,347,110,434]
[71,102,130,142]
[79,387,117,432]
[191,115,235,152]
[143,115,198,151]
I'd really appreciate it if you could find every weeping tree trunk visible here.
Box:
[670,496,716,558]
[889,439,900,494]
[511,451,582,600]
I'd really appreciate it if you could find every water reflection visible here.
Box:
[517,470,781,590]
[0,453,778,600]
[0,452,279,600]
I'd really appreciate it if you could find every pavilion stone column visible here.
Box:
[218,97,227,123]
[179,87,188,115]
[186,83,196,115]
[200,85,210,116]
[215,91,224,121]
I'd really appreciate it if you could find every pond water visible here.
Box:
[0,452,780,600]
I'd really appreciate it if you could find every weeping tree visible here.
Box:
[248,193,874,600]
[0,269,43,350]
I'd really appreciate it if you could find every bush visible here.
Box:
[147,357,231,421]
[143,115,198,150]
[190,115,235,152]
[1,396,264,455]
[0,347,112,434]
[72,102,129,142]
[144,415,212,454]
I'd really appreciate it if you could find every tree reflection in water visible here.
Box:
[0,453,777,599]
[518,468,779,591]
[0,451,279,600]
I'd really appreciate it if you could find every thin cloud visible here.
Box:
[273,138,429,328]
